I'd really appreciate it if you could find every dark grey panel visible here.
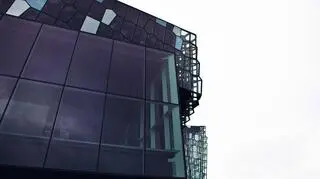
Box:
[98,145,143,175]
[22,25,78,84]
[0,76,16,117]
[0,80,62,137]
[52,87,105,142]
[102,95,144,147]
[145,150,175,177]
[67,33,112,91]
[107,41,145,98]
[0,134,48,167]
[0,16,41,76]
[146,48,178,104]
[45,139,99,172]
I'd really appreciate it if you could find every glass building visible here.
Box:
[184,126,208,179]
[0,0,202,178]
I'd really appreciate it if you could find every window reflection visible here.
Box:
[0,76,16,116]
[0,80,61,167]
[0,80,62,137]
[99,95,144,175]
[107,41,145,98]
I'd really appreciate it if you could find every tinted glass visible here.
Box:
[44,87,104,171]
[99,145,143,175]
[45,139,99,172]
[67,33,113,92]
[145,102,185,177]
[102,95,144,147]
[0,76,16,116]
[146,48,178,104]
[0,133,48,167]
[52,87,105,142]
[0,16,41,76]
[99,95,144,175]
[107,41,145,98]
[22,25,78,84]
[0,80,62,137]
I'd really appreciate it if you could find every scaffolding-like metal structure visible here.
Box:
[184,126,208,179]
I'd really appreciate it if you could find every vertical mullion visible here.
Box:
[95,40,115,172]
[0,23,43,125]
[42,31,80,167]
[143,45,147,175]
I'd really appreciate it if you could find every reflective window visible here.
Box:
[145,102,185,177]
[99,95,144,175]
[0,16,41,76]
[0,133,48,167]
[102,95,144,147]
[107,41,145,98]
[22,25,78,84]
[146,48,178,104]
[52,87,105,142]
[45,87,104,171]
[67,33,112,92]
[0,76,16,117]
[0,80,62,137]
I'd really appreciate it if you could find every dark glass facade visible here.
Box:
[0,1,202,178]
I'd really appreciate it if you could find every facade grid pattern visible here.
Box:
[184,126,208,179]
[0,16,185,178]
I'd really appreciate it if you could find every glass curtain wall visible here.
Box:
[0,16,185,178]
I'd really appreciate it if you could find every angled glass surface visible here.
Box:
[45,88,104,171]
[0,80,62,137]
[145,102,185,177]
[107,41,145,99]
[146,48,178,104]
[0,16,41,76]
[26,0,47,11]
[67,33,113,92]
[99,95,144,175]
[0,76,16,117]
[23,25,78,84]
[52,87,105,142]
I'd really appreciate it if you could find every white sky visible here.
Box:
[120,0,320,178]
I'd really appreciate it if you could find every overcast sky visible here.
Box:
[119,0,320,178]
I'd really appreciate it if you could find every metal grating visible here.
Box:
[184,126,208,179]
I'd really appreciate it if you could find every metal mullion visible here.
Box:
[0,23,43,125]
[42,31,81,167]
[95,40,115,172]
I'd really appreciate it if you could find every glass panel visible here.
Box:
[99,145,143,175]
[146,48,178,104]
[0,80,62,137]
[26,0,47,11]
[6,0,30,17]
[67,33,112,92]
[0,76,16,117]
[99,95,144,175]
[80,16,100,34]
[107,41,145,99]
[145,102,185,177]
[0,16,41,76]
[22,25,78,84]
[52,87,105,142]
[0,133,48,167]
[45,87,104,171]
[45,139,99,172]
